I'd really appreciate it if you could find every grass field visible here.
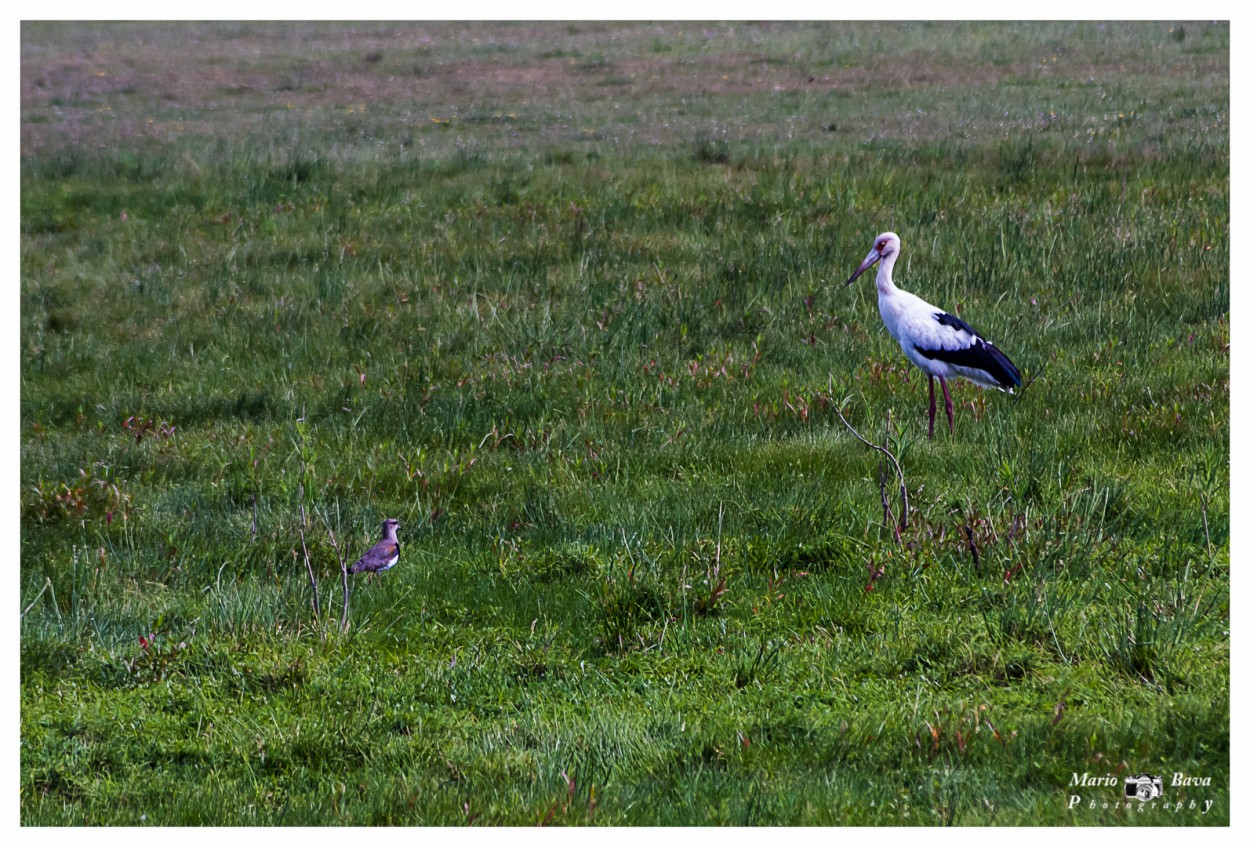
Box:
[19,21,1229,825]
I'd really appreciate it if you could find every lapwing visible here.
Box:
[347,518,400,580]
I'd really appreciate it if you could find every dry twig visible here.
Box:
[831,375,909,541]
[319,512,351,633]
[298,492,320,624]
[21,577,54,621]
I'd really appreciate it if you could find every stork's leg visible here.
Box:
[927,375,936,439]
[940,376,955,434]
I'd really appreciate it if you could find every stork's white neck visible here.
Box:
[876,250,900,296]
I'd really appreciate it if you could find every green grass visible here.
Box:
[20,21,1228,825]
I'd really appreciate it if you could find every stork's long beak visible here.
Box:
[845,249,881,286]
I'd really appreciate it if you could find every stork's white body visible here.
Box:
[847,232,1022,436]
[876,285,1007,391]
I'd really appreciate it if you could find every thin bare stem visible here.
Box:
[1201,494,1212,558]
[319,512,350,633]
[1018,362,1046,397]
[878,458,900,544]
[831,375,909,538]
[299,493,320,624]
[21,577,54,621]
[713,501,723,582]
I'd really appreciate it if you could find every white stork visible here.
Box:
[845,231,1022,438]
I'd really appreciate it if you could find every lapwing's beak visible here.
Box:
[845,249,881,286]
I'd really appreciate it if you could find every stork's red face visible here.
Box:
[845,232,899,285]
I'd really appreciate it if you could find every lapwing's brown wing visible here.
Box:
[348,539,399,574]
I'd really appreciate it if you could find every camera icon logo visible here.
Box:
[1124,774,1164,802]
